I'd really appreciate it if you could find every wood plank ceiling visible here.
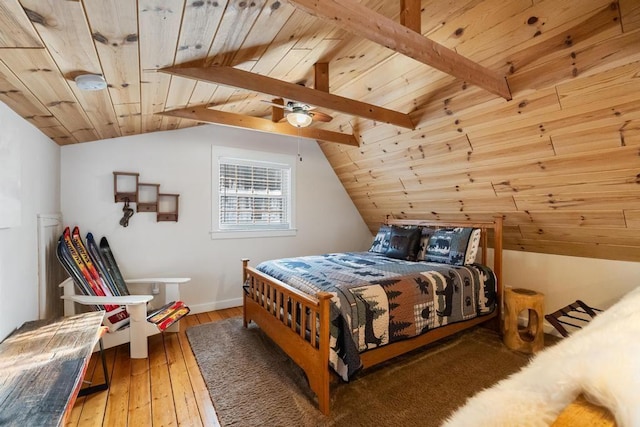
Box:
[1,0,640,261]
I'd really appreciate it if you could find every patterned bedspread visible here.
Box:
[255,252,496,381]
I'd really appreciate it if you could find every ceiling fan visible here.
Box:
[262,100,333,128]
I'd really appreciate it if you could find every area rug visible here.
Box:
[186,317,531,427]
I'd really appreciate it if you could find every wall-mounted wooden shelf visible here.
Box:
[113,172,139,203]
[157,194,179,222]
[137,183,159,212]
[113,171,179,222]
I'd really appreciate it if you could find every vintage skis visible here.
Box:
[86,232,121,297]
[70,227,114,298]
[98,236,130,296]
[60,227,129,331]
[56,236,101,311]
[156,306,190,331]
[62,227,109,300]
[147,300,190,331]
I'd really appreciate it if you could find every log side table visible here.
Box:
[503,287,545,353]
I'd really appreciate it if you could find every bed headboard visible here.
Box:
[384,216,504,324]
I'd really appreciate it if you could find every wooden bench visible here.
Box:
[0,312,107,427]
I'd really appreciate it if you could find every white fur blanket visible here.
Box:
[444,287,640,427]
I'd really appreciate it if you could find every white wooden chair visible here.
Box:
[60,277,190,358]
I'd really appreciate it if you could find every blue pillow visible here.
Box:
[416,226,435,260]
[385,226,422,261]
[425,228,480,265]
[369,225,392,254]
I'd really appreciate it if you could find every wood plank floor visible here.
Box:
[67,306,243,427]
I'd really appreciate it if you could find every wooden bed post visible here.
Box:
[493,216,504,334]
[314,292,332,415]
[242,258,250,328]
[480,226,488,265]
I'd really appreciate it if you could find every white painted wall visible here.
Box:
[60,124,372,313]
[0,102,60,340]
[502,249,640,312]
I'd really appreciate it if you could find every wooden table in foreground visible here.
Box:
[0,311,106,427]
[552,394,616,427]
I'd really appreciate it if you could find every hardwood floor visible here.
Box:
[67,306,243,427]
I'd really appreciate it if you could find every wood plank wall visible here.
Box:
[317,0,640,262]
[0,0,639,261]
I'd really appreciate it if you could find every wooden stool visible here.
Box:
[503,288,544,353]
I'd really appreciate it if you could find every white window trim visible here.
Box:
[211,145,297,239]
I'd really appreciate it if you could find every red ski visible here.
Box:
[147,300,185,324]
[62,227,109,302]
[156,306,190,331]
[146,300,190,331]
[71,227,114,298]
[62,227,129,331]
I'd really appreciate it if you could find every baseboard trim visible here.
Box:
[188,298,243,315]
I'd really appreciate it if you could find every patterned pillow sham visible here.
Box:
[424,227,481,265]
[369,224,392,254]
[416,226,435,260]
[385,226,422,261]
[465,228,481,264]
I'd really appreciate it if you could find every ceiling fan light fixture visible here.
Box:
[75,74,107,91]
[286,111,313,128]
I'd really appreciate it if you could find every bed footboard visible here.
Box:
[242,259,333,415]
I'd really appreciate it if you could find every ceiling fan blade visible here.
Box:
[311,111,333,122]
[260,99,289,110]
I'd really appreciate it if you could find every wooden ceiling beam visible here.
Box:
[287,0,512,101]
[314,62,329,92]
[159,65,414,129]
[400,0,421,34]
[158,106,359,147]
[271,97,284,123]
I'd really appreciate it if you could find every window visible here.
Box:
[212,147,296,238]
[219,159,291,229]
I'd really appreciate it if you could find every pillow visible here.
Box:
[385,226,422,261]
[464,228,481,264]
[424,227,481,265]
[416,226,435,261]
[369,225,392,254]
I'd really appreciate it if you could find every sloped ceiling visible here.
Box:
[1,0,640,261]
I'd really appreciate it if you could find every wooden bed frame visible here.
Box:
[242,217,503,415]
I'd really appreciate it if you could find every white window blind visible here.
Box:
[218,157,291,230]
